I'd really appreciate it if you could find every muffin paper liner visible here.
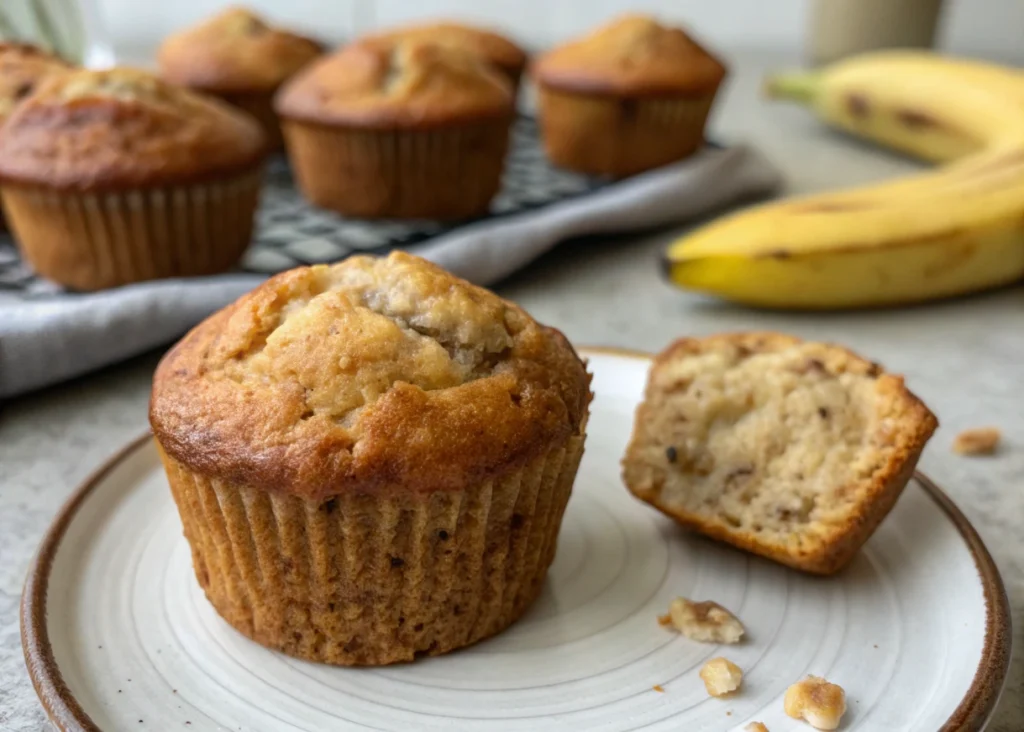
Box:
[282,119,511,219]
[158,431,586,666]
[537,90,717,177]
[2,169,263,291]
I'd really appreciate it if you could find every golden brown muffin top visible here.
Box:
[158,6,323,93]
[0,43,71,121]
[360,21,526,76]
[531,14,726,97]
[150,252,591,500]
[0,67,266,190]
[275,40,514,129]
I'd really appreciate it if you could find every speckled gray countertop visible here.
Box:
[1,51,1021,730]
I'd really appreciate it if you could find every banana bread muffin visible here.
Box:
[622,333,937,574]
[0,43,71,231]
[150,251,591,665]
[360,21,527,91]
[158,6,322,149]
[275,40,514,219]
[531,14,726,176]
[0,67,266,290]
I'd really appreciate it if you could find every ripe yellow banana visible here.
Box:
[665,51,1024,309]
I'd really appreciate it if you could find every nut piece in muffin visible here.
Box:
[0,43,71,231]
[360,21,527,91]
[276,40,514,219]
[784,676,847,730]
[158,6,322,148]
[700,657,743,697]
[658,597,745,644]
[531,14,726,177]
[0,67,266,290]
[150,251,591,666]
[622,332,937,575]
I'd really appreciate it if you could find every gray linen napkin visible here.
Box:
[0,141,780,398]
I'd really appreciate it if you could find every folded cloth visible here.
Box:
[0,142,780,398]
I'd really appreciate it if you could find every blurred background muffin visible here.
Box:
[150,251,591,665]
[0,67,266,290]
[276,39,514,219]
[0,42,72,232]
[158,6,322,149]
[360,21,527,92]
[532,14,726,177]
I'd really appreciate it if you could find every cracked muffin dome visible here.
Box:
[276,39,513,129]
[151,251,590,499]
[532,14,725,96]
[622,332,936,575]
[158,6,322,93]
[0,43,71,121]
[0,67,266,189]
[359,21,526,89]
[151,252,590,666]
[275,41,514,218]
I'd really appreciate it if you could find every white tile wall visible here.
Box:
[97,0,1024,63]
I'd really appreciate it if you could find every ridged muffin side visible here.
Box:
[0,68,266,290]
[150,252,591,665]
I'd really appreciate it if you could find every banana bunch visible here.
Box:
[665,51,1024,309]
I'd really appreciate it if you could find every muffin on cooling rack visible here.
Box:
[360,21,527,91]
[275,39,515,219]
[0,43,71,231]
[0,67,266,291]
[531,14,726,177]
[150,251,591,666]
[158,6,322,149]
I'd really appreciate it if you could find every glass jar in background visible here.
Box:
[0,0,113,66]
[808,0,946,66]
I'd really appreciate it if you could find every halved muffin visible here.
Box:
[150,251,591,665]
[622,332,937,574]
[531,14,726,177]
[158,6,322,149]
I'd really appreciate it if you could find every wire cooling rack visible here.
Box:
[0,116,610,299]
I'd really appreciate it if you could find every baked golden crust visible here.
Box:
[0,67,267,190]
[360,22,526,79]
[622,332,937,575]
[531,14,726,97]
[151,252,591,501]
[0,43,70,121]
[275,40,514,129]
[158,6,322,93]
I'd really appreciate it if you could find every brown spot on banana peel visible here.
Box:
[757,249,793,260]
[897,108,943,130]
[846,93,870,118]
[795,200,871,214]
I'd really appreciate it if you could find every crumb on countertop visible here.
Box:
[652,684,664,693]
[745,723,769,732]
[953,427,1001,456]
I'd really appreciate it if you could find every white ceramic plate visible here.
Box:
[23,349,1010,732]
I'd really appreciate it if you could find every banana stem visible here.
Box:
[764,71,822,106]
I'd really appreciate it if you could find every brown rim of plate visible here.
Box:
[20,347,1012,732]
